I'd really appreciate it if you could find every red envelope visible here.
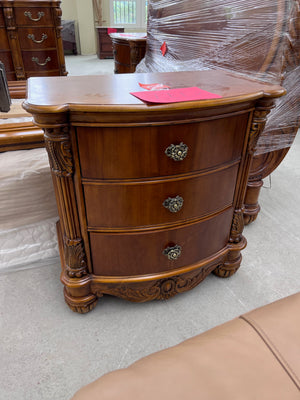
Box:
[130,87,222,104]
[160,41,168,56]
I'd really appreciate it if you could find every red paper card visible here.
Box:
[107,28,117,34]
[130,87,222,104]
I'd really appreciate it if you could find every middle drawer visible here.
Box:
[18,27,57,49]
[83,163,239,228]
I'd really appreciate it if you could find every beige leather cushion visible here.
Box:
[72,292,300,400]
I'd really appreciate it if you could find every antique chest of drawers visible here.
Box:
[0,0,66,86]
[95,27,124,59]
[23,70,284,313]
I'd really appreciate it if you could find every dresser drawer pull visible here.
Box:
[163,195,184,213]
[27,33,48,44]
[24,11,45,22]
[165,142,188,161]
[32,56,51,66]
[163,245,182,260]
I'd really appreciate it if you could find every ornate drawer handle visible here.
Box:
[32,56,51,66]
[165,142,188,161]
[28,33,48,44]
[24,11,45,22]
[163,195,184,213]
[163,245,182,260]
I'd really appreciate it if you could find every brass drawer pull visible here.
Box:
[163,195,184,213]
[32,56,51,66]
[165,142,188,161]
[24,11,45,22]
[28,33,48,44]
[163,245,182,260]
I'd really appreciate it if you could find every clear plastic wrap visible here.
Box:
[137,0,300,155]
[0,148,59,273]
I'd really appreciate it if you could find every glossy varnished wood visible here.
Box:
[90,209,234,276]
[83,164,239,228]
[24,70,284,115]
[76,113,248,179]
[23,70,285,313]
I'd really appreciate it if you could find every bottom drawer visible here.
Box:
[90,207,234,276]
[22,50,59,71]
[25,70,61,78]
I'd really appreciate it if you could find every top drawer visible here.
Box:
[76,113,249,180]
[14,7,53,26]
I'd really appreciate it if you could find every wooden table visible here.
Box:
[110,32,147,73]
[23,71,285,313]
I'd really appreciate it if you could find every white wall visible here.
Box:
[61,0,97,55]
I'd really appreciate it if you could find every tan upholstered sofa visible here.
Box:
[72,292,300,399]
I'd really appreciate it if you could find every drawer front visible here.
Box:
[22,50,59,71]
[6,71,16,80]
[0,28,9,49]
[25,70,60,78]
[0,9,4,27]
[77,113,248,180]
[84,164,239,228]
[15,7,53,26]
[0,51,14,73]
[90,207,234,276]
[113,41,131,64]
[18,27,57,49]
[101,42,113,52]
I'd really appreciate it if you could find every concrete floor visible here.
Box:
[0,56,299,399]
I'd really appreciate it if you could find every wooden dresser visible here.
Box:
[0,0,66,96]
[110,32,147,73]
[95,27,124,59]
[23,71,285,313]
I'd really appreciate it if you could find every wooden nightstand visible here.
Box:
[23,70,285,313]
[110,32,147,73]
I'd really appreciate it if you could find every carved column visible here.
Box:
[44,125,88,279]
[3,6,25,80]
[44,124,97,313]
[53,6,67,76]
[214,98,275,278]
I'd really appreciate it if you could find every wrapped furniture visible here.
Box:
[0,110,59,273]
[72,291,300,399]
[137,0,300,223]
[61,19,77,55]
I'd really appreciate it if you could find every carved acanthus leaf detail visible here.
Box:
[248,99,275,154]
[44,127,73,177]
[64,237,88,278]
[230,210,244,243]
[96,264,217,302]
